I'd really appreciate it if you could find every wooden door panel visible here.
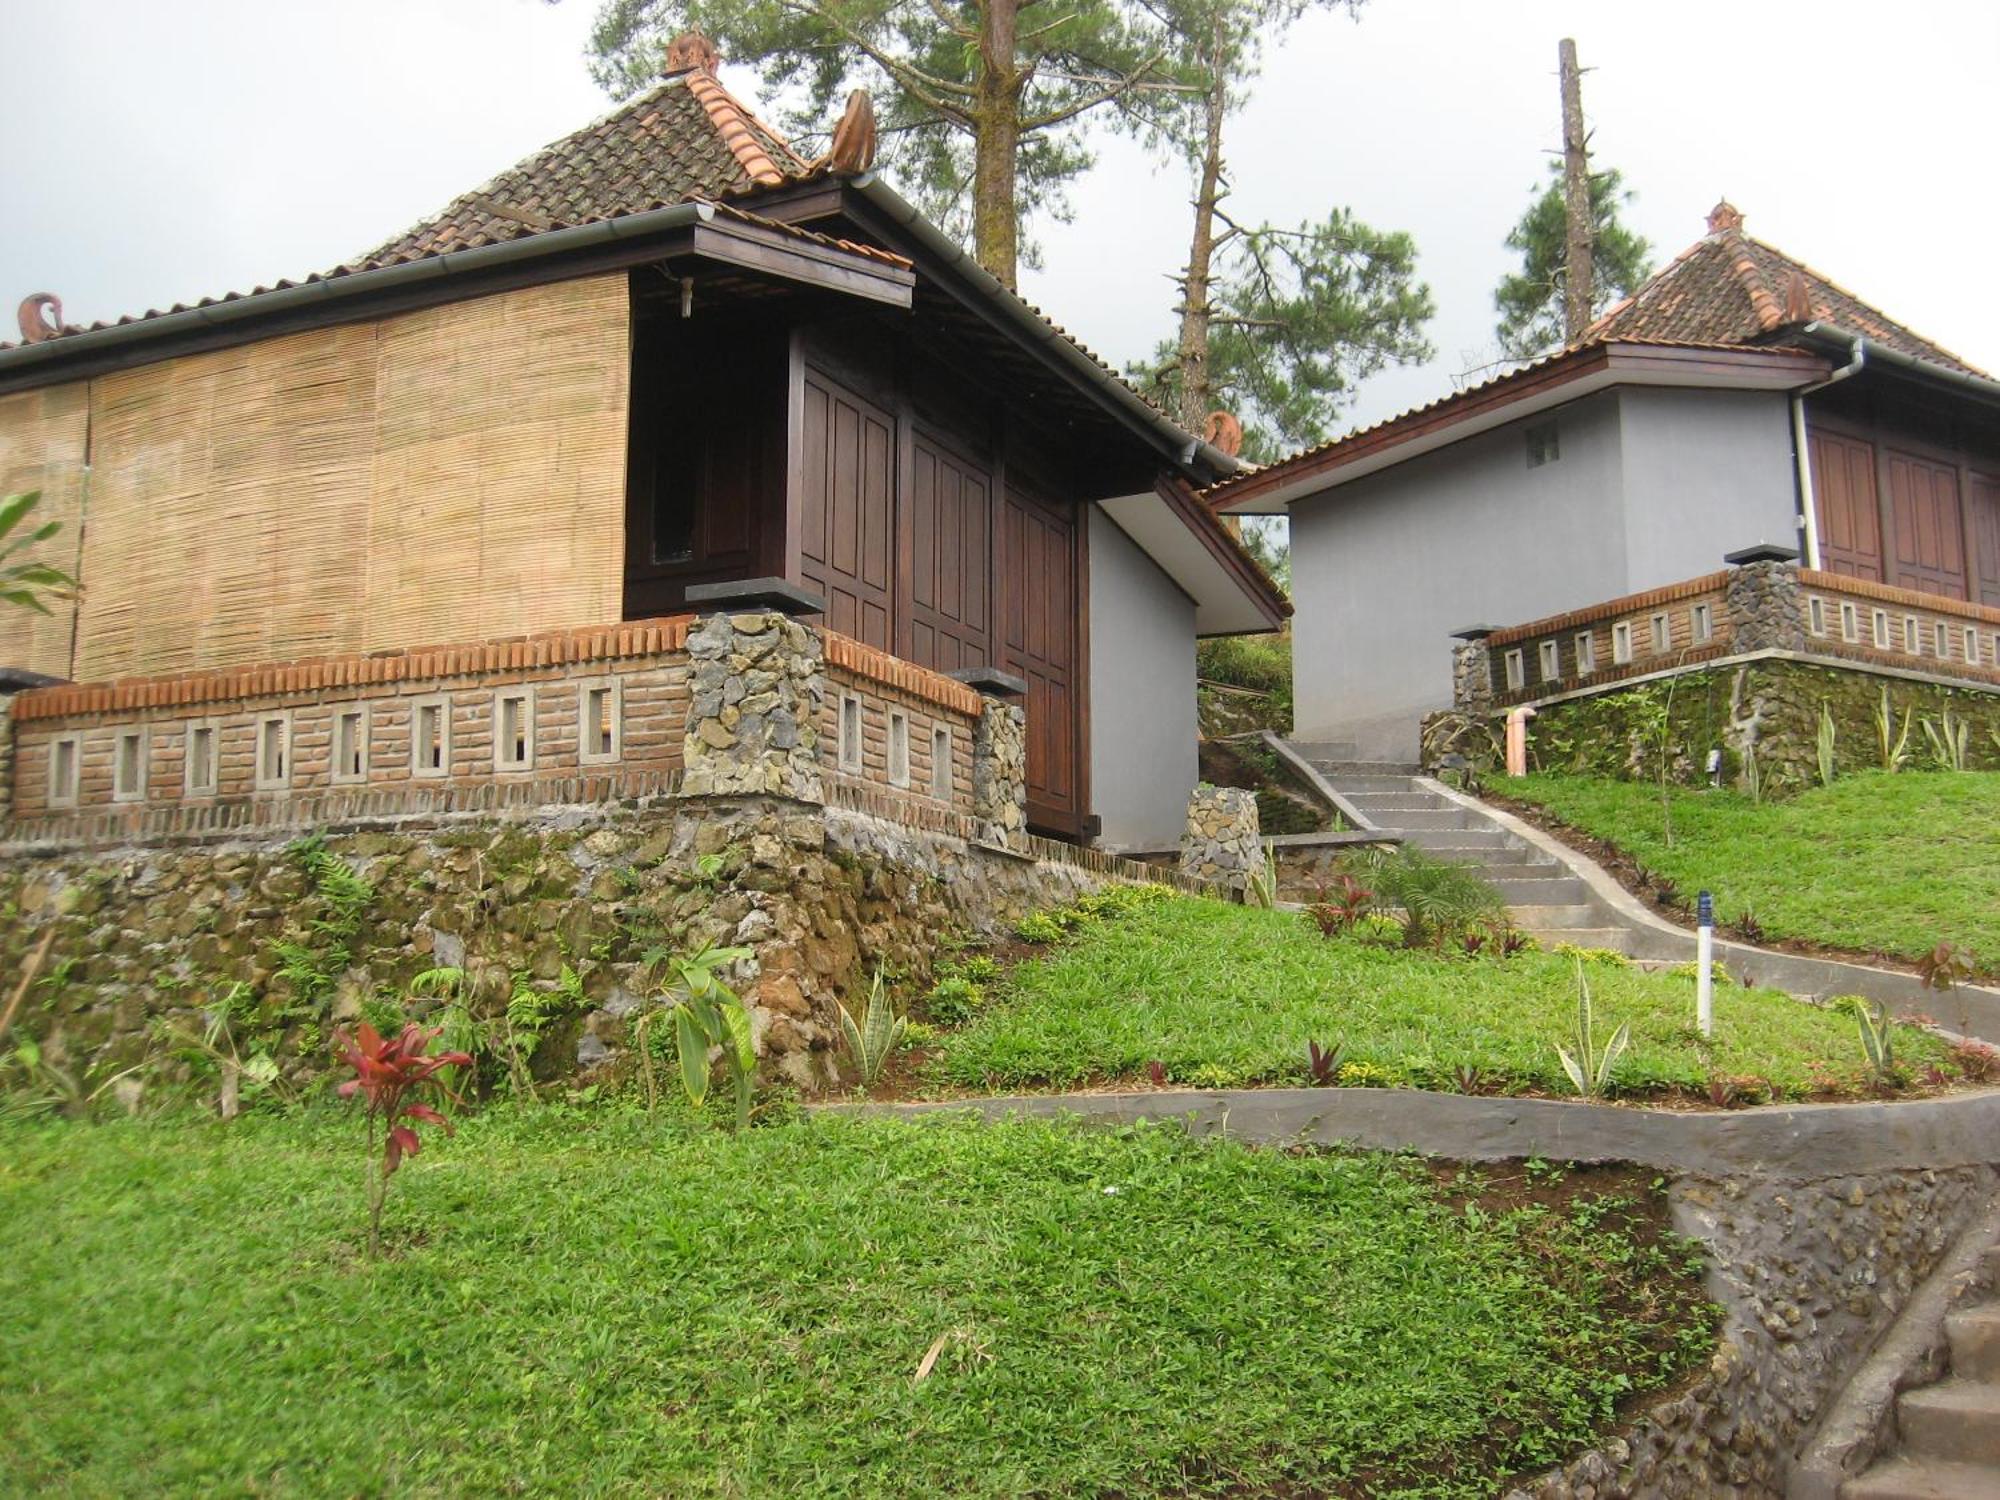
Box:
[799,371,894,651]
[1808,429,1882,580]
[1971,473,2000,609]
[999,490,1078,833]
[904,436,991,673]
[1887,451,1967,599]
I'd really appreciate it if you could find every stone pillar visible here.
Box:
[1724,553,1806,653]
[970,698,1028,854]
[1179,785,1261,891]
[1448,628,1496,712]
[681,611,824,802]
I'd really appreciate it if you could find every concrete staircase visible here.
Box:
[1842,1245,2000,1499]
[1307,762,1636,954]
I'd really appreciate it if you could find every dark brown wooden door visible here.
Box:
[999,489,1079,835]
[1970,473,2000,608]
[902,435,991,673]
[1886,450,1967,599]
[1809,429,1883,580]
[799,370,895,650]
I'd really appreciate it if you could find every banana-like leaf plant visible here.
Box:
[654,943,757,1130]
[1555,961,1630,1100]
[0,490,76,614]
[837,968,906,1087]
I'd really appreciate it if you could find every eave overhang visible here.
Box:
[1206,342,1832,517]
[1097,478,1291,637]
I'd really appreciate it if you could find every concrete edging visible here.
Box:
[1418,775,2000,1043]
[815,1085,2000,1178]
[1257,730,1387,834]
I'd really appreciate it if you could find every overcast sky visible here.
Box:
[5,0,1997,437]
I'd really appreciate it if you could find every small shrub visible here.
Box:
[1553,943,1630,968]
[636,944,757,1130]
[1356,846,1503,951]
[1305,1039,1345,1086]
[1917,941,1975,993]
[335,1021,472,1257]
[1734,908,1765,944]
[1875,687,1914,772]
[1452,1063,1483,1096]
[925,975,983,1026]
[1841,996,1900,1087]
[1014,911,1068,945]
[1950,1038,1999,1083]
[1303,874,1373,937]
[1335,1060,1395,1088]
[1144,1059,1168,1087]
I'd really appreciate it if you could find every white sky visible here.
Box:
[5,0,1997,437]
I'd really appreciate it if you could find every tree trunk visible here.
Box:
[973,0,1024,288]
[1558,37,1594,344]
[1173,35,1229,434]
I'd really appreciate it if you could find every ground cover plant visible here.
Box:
[929,893,1957,1098]
[0,1109,1713,1498]
[1500,771,2000,970]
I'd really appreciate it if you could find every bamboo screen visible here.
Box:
[69,274,629,681]
[0,383,91,678]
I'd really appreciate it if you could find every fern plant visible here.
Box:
[1357,847,1504,950]
[1555,962,1630,1100]
[838,968,907,1087]
[1875,687,1913,772]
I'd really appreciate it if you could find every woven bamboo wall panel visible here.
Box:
[0,383,90,677]
[71,275,629,680]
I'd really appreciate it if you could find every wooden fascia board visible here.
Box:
[1152,475,1292,628]
[687,219,914,307]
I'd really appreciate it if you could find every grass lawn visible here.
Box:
[926,895,1955,1099]
[1500,772,2000,970]
[2,1110,1712,1499]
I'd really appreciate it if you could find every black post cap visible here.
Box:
[1723,543,1800,565]
[1449,625,1496,641]
[946,666,1029,697]
[683,577,827,616]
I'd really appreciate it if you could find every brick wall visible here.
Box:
[1481,572,1736,707]
[1797,570,2000,689]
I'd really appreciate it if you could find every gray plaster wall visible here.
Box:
[1290,386,1798,761]
[1617,386,1799,585]
[1086,507,1199,849]
[1291,391,1627,761]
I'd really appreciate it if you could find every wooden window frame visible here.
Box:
[579,678,623,766]
[493,688,536,773]
[411,695,451,780]
[838,693,863,774]
[255,714,292,792]
[112,726,148,804]
[48,732,81,810]
[331,706,370,786]
[930,725,952,801]
[184,721,219,798]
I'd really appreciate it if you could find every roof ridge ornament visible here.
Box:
[1706,199,1744,235]
[826,90,878,175]
[1783,267,1812,323]
[663,29,722,76]
[16,293,66,345]
[1202,410,1244,458]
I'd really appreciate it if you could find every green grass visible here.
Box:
[2,1109,1711,1499]
[1503,772,2000,969]
[930,896,1952,1098]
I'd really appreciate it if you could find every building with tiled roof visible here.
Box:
[0,36,1281,849]
[1207,202,2000,762]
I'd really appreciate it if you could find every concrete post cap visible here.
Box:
[683,578,828,616]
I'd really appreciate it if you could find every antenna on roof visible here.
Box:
[663,30,722,76]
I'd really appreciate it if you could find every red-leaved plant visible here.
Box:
[337,1022,472,1257]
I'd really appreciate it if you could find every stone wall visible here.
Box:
[1509,1164,1999,1499]
[0,793,1178,1099]
[682,612,823,800]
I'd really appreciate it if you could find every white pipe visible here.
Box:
[1790,327,1866,571]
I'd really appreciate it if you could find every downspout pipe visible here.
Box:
[1789,322,1865,570]
[0,201,718,380]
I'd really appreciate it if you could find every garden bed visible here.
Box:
[1492,772,2000,974]
[897,891,1991,1106]
[2,1110,1712,1499]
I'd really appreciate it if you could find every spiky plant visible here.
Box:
[1555,962,1630,1100]
[838,968,907,1087]
[1875,687,1913,772]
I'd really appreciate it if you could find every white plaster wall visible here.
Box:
[1616,386,1800,586]
[1087,507,1199,849]
[1290,391,1628,762]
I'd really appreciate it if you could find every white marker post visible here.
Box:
[1696,890,1715,1038]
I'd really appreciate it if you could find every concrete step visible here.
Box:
[1339,791,1453,811]
[1898,1380,2000,1466]
[1946,1303,2000,1382]
[1424,843,1548,867]
[1399,828,1521,853]
[1841,1457,2000,1499]
[1363,808,1476,831]
[1322,776,1422,795]
[1485,873,1589,904]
